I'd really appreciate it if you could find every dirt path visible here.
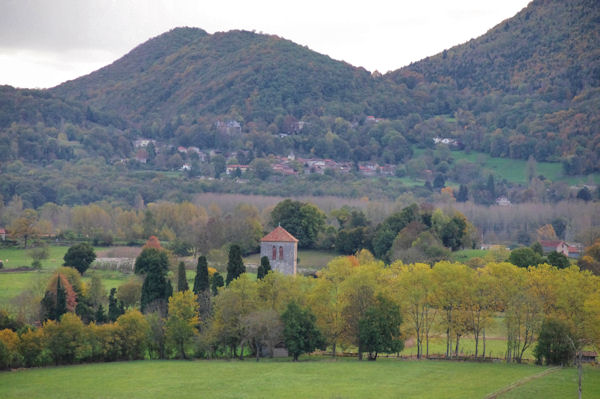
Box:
[484,366,561,398]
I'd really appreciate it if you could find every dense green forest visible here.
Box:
[0,0,599,208]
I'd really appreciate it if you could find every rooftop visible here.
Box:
[261,226,299,243]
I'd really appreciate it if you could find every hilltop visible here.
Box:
[0,0,598,208]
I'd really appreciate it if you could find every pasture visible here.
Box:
[0,246,129,306]
[244,249,339,273]
[2,359,598,399]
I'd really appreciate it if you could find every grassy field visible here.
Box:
[244,249,339,272]
[2,359,594,399]
[401,336,532,361]
[413,147,600,185]
[501,366,600,399]
[0,246,130,305]
[0,245,70,270]
[450,249,488,262]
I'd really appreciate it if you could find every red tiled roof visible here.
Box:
[261,226,298,243]
[540,240,566,247]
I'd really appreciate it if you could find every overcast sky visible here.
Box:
[0,0,531,89]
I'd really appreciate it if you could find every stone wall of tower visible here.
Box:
[260,241,297,275]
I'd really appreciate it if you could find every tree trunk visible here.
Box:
[332,342,337,358]
[474,331,479,358]
[426,334,430,358]
[180,341,186,359]
[578,351,582,399]
[446,327,450,358]
[482,328,486,359]
[239,342,245,360]
[455,333,460,357]
[256,343,260,362]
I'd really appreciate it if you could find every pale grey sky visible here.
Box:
[0,0,531,89]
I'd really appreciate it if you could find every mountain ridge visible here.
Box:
[2,0,599,178]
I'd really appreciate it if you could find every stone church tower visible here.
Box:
[260,226,299,275]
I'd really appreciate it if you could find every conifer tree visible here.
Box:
[257,256,272,280]
[55,275,67,320]
[211,272,224,295]
[95,304,107,324]
[457,184,469,202]
[226,244,245,285]
[108,288,124,321]
[177,261,189,292]
[140,264,173,313]
[193,256,210,293]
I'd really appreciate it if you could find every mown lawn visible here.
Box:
[0,359,566,399]
[501,366,600,399]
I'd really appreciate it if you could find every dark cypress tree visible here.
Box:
[95,304,107,324]
[108,288,124,322]
[140,262,173,313]
[456,184,469,202]
[177,261,189,292]
[211,272,224,296]
[41,291,56,321]
[55,275,67,320]
[226,244,246,285]
[487,174,496,198]
[193,256,210,294]
[257,256,272,280]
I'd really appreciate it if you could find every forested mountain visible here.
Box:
[0,0,598,208]
[395,0,600,173]
[47,0,599,173]
[51,27,376,125]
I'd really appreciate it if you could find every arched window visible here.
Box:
[272,246,276,260]
[279,246,284,260]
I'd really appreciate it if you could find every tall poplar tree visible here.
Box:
[226,244,245,285]
[177,261,189,292]
[55,275,67,320]
[193,256,210,293]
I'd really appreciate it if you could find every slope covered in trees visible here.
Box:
[1,0,598,208]
[394,0,600,172]
[51,27,375,125]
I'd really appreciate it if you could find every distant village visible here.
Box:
[128,118,399,179]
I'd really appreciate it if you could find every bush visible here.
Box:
[533,318,575,365]
[64,242,97,274]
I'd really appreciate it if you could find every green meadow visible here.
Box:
[3,359,597,399]
[0,246,129,305]
[244,249,339,272]
[413,147,600,185]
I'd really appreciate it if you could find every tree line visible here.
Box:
[1,243,599,368]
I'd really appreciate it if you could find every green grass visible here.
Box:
[244,249,339,272]
[0,246,69,270]
[501,366,600,399]
[449,149,600,185]
[0,359,563,399]
[401,336,532,360]
[414,146,600,185]
[450,249,487,262]
[0,246,130,305]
